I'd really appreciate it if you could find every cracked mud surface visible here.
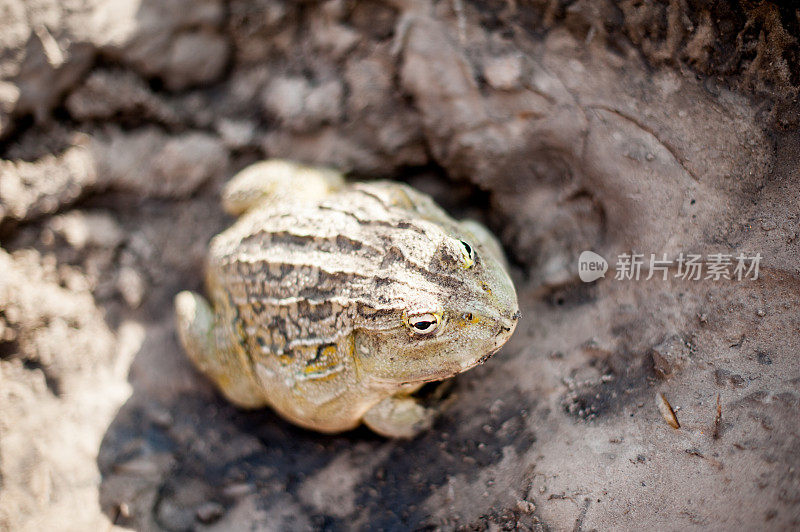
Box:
[1,1,799,530]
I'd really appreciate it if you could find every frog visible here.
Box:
[174,159,520,438]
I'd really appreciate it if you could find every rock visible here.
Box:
[48,211,125,250]
[65,69,180,125]
[261,77,344,132]
[92,128,228,198]
[0,81,20,137]
[516,499,536,514]
[304,80,344,125]
[116,266,146,308]
[650,335,691,378]
[215,118,257,149]
[0,142,98,223]
[483,54,524,91]
[261,76,311,129]
[163,31,229,91]
[10,27,95,123]
[196,501,224,523]
[0,249,131,531]
[0,127,228,224]
[92,0,229,90]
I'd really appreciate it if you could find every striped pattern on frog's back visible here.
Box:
[206,182,470,357]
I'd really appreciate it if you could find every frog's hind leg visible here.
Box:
[222,159,345,216]
[174,291,267,408]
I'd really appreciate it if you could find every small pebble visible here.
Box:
[222,482,254,498]
[113,456,159,477]
[196,502,224,524]
[150,408,173,428]
[118,502,130,518]
[483,54,523,90]
[516,499,536,514]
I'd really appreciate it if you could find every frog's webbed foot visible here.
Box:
[222,159,345,216]
[362,395,434,438]
[460,219,509,270]
[174,291,266,408]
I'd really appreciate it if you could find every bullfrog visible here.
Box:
[175,160,519,437]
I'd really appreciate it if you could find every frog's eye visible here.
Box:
[406,312,441,335]
[459,240,476,269]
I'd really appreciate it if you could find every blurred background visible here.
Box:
[1,0,798,530]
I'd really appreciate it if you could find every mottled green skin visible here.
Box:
[175,160,519,437]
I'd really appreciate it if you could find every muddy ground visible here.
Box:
[1,0,799,530]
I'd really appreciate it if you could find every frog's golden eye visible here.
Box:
[406,312,441,335]
[459,240,476,269]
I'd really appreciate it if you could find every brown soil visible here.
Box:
[1,1,798,530]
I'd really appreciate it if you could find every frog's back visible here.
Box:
[206,183,462,360]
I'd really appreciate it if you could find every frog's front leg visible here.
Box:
[362,394,434,438]
[222,159,345,215]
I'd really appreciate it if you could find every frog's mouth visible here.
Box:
[447,315,518,372]
[466,340,505,369]
[374,312,520,386]
[399,342,506,384]
[476,349,496,366]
